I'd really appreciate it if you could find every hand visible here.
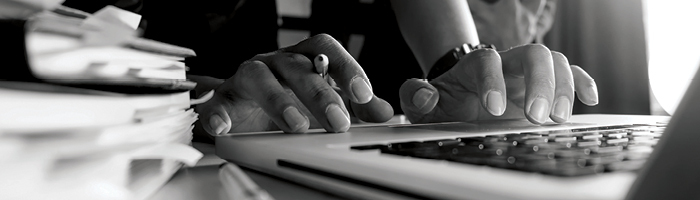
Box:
[399,44,598,124]
[0,1,44,19]
[194,34,393,135]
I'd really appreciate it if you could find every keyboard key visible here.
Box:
[579,133,603,140]
[511,154,557,171]
[629,131,662,138]
[605,138,629,146]
[457,137,487,145]
[577,140,602,147]
[423,139,463,148]
[590,146,623,154]
[508,145,544,155]
[485,156,518,169]
[546,130,577,137]
[551,136,577,143]
[409,148,454,159]
[350,144,386,150]
[628,139,658,146]
[605,133,626,139]
[541,163,604,176]
[587,154,625,165]
[552,149,591,158]
[605,160,647,172]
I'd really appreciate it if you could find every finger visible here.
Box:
[284,34,374,104]
[571,65,599,106]
[399,78,439,115]
[258,52,351,133]
[197,94,233,136]
[453,48,507,116]
[233,60,310,133]
[349,96,394,123]
[549,51,575,123]
[500,44,556,124]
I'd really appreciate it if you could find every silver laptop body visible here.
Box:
[216,69,700,200]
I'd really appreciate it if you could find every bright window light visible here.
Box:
[644,0,700,115]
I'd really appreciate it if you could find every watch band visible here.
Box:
[426,43,496,80]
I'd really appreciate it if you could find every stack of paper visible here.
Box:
[0,3,204,200]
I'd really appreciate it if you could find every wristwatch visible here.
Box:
[426,43,496,80]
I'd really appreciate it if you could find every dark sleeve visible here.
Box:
[309,0,358,47]
[0,19,35,81]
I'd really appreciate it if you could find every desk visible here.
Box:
[148,142,345,200]
[150,116,410,200]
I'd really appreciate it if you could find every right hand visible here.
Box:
[399,44,598,125]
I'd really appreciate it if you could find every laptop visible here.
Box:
[215,68,700,199]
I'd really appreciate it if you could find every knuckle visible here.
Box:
[309,33,337,44]
[550,51,565,58]
[481,74,502,83]
[268,53,312,72]
[544,79,557,90]
[237,60,267,79]
[307,33,343,53]
[550,51,570,65]
[284,53,311,65]
[559,79,575,90]
[308,85,337,103]
[470,48,500,61]
[522,44,551,57]
[532,76,557,91]
[466,49,501,72]
[264,90,289,105]
[252,52,273,60]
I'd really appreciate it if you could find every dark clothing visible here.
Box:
[310,0,422,114]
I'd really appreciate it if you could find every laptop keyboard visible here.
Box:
[350,124,665,177]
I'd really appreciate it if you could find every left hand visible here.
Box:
[399,44,598,124]
[193,34,394,135]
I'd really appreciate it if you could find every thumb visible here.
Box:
[349,95,394,123]
[399,79,439,115]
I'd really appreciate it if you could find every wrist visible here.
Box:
[426,43,496,80]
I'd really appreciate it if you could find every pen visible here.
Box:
[219,162,275,200]
[314,54,328,79]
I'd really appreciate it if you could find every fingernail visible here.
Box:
[412,88,434,109]
[351,77,373,104]
[551,97,571,122]
[528,98,550,124]
[210,114,227,135]
[325,104,350,132]
[589,83,599,105]
[486,91,505,116]
[283,107,308,132]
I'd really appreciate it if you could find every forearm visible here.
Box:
[390,0,480,76]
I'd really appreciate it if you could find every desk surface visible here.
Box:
[148,142,345,200]
[150,116,411,200]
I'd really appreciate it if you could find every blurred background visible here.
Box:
[275,0,700,117]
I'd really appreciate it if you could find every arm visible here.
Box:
[391,0,599,125]
[390,0,479,76]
